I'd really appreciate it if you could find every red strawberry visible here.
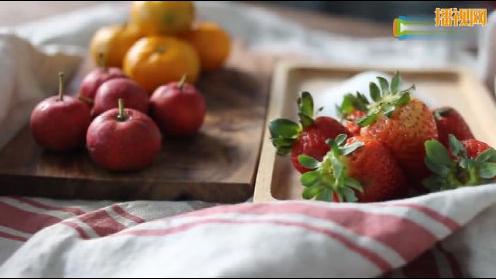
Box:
[343,110,365,136]
[357,72,438,179]
[269,92,350,173]
[298,134,407,202]
[462,139,490,159]
[433,107,474,147]
[337,92,369,136]
[423,135,496,191]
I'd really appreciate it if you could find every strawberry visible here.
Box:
[357,72,438,178]
[269,92,350,173]
[463,139,490,158]
[433,107,474,147]
[343,110,365,136]
[336,92,369,136]
[423,135,496,191]
[298,134,407,202]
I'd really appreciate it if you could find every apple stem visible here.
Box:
[58,72,64,101]
[178,74,187,91]
[78,95,94,105]
[117,98,128,121]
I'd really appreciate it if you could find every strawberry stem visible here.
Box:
[58,72,64,101]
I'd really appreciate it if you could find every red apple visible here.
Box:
[86,99,162,171]
[78,53,127,105]
[150,76,206,136]
[79,67,126,103]
[92,78,149,117]
[31,72,91,151]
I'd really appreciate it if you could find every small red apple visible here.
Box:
[78,53,127,105]
[150,76,206,136]
[31,72,91,151]
[91,78,149,117]
[86,99,162,171]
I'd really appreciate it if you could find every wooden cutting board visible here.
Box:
[0,42,274,203]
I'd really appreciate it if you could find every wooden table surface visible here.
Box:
[0,1,389,37]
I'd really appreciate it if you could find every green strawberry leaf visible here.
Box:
[357,92,370,106]
[338,93,369,119]
[345,176,363,192]
[369,82,381,102]
[298,92,314,118]
[383,104,396,118]
[298,113,314,128]
[475,148,496,163]
[449,134,467,158]
[425,156,450,176]
[269,119,300,139]
[300,170,320,187]
[334,134,348,146]
[479,162,496,179]
[343,188,358,202]
[298,155,320,170]
[356,73,414,128]
[357,113,378,127]
[341,140,364,156]
[317,189,333,202]
[377,77,390,95]
[302,185,322,200]
[425,139,454,168]
[269,119,301,155]
[390,71,400,94]
[396,92,411,106]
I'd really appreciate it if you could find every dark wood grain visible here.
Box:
[0,42,273,203]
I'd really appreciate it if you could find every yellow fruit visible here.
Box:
[180,21,231,71]
[90,24,143,68]
[123,36,200,93]
[130,1,195,36]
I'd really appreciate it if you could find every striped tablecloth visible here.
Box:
[1,183,496,277]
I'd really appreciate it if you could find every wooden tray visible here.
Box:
[0,42,273,203]
[254,62,496,202]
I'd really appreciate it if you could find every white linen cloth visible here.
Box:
[0,2,496,277]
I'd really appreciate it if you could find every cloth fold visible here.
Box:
[1,184,496,277]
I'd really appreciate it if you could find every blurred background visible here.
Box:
[0,1,494,90]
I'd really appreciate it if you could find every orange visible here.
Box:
[130,1,195,36]
[90,24,143,68]
[180,22,231,71]
[123,36,200,93]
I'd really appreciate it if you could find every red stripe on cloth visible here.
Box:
[61,221,91,240]
[0,201,62,234]
[402,250,441,278]
[122,218,393,273]
[389,203,460,231]
[111,205,145,224]
[437,243,463,277]
[180,203,438,262]
[78,210,126,237]
[0,230,28,242]
[10,197,86,216]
